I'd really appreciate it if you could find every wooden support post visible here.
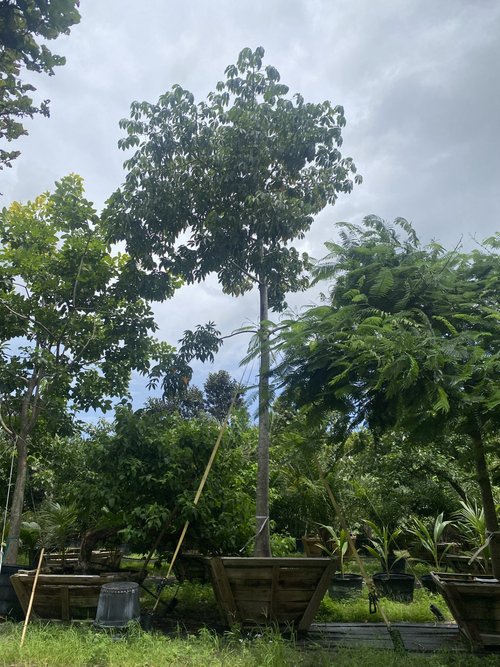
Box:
[20,548,44,647]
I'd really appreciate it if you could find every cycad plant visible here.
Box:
[408,512,454,570]
[19,520,41,566]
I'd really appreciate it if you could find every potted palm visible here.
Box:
[318,525,363,600]
[365,521,414,602]
[408,513,454,592]
[442,500,493,575]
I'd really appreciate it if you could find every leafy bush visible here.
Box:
[65,407,257,556]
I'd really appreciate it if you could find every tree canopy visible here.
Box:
[50,406,257,557]
[106,46,361,310]
[279,217,500,434]
[0,0,81,169]
[149,369,246,422]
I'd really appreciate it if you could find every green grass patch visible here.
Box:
[151,579,453,626]
[0,623,497,667]
[317,587,453,623]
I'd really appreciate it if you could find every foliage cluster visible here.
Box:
[53,406,258,556]
[278,217,500,574]
[0,0,81,168]
[150,370,246,423]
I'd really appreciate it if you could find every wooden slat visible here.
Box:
[229,587,319,605]
[221,557,329,568]
[298,560,335,632]
[480,632,500,646]
[270,564,279,619]
[306,623,464,653]
[209,557,238,626]
[225,568,323,586]
[60,587,70,622]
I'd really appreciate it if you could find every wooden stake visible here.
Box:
[151,393,240,613]
[20,547,44,647]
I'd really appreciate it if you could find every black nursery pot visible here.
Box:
[329,573,363,600]
[373,572,415,602]
[0,564,24,620]
[420,574,438,594]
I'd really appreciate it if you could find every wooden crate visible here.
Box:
[301,537,325,558]
[10,570,143,622]
[443,554,491,575]
[431,572,500,649]
[172,554,211,583]
[44,549,122,571]
[209,557,335,631]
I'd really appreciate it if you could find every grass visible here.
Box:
[0,623,498,667]
[150,578,453,627]
[316,587,453,624]
[0,558,491,666]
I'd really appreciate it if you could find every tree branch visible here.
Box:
[0,298,56,339]
[229,259,260,285]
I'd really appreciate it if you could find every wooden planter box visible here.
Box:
[172,554,211,583]
[431,572,500,649]
[43,549,122,572]
[301,536,325,558]
[443,554,491,575]
[208,557,335,631]
[10,570,144,622]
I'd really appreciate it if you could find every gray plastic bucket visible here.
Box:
[94,581,140,628]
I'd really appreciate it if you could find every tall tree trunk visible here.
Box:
[4,432,28,565]
[470,426,500,578]
[254,278,271,557]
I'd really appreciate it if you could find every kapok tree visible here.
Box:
[0,174,174,564]
[278,216,500,576]
[105,47,360,556]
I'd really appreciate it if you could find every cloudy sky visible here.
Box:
[2,0,499,408]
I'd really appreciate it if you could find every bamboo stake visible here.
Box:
[20,547,44,647]
[152,392,241,613]
[152,420,229,613]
